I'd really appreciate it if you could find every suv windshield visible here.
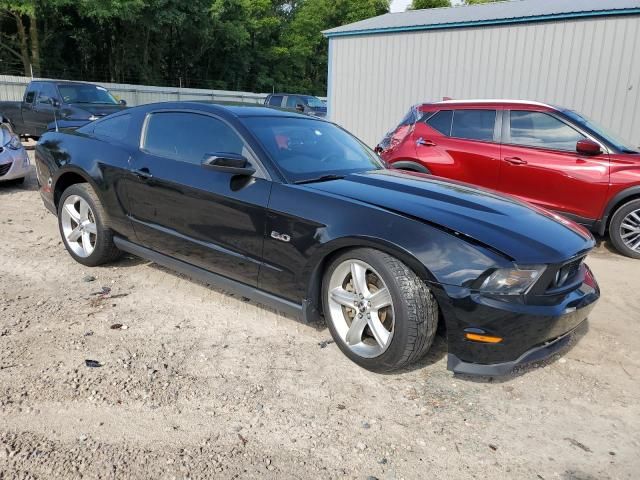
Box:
[57,84,119,105]
[244,117,382,183]
[305,97,325,108]
[562,109,638,153]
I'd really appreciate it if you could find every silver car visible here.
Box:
[0,123,30,184]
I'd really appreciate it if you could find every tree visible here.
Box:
[0,0,40,76]
[411,0,451,9]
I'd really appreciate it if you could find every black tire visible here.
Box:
[57,183,122,266]
[322,248,438,373]
[609,199,640,259]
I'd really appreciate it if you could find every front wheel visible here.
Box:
[322,248,438,372]
[609,199,640,259]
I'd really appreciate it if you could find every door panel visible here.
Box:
[125,111,270,286]
[499,110,610,220]
[411,110,501,189]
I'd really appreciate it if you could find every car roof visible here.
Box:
[139,101,312,119]
[268,93,316,98]
[420,99,557,109]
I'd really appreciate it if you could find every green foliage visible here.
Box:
[411,0,451,9]
[0,0,390,95]
[465,0,501,4]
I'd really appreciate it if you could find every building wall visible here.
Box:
[328,15,640,148]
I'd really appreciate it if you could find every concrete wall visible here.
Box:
[328,15,640,147]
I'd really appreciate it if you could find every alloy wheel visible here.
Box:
[620,208,640,253]
[326,259,395,358]
[60,195,97,258]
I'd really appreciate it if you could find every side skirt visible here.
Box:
[113,236,305,321]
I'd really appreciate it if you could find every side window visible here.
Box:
[426,110,453,136]
[451,110,496,142]
[93,114,131,141]
[142,112,245,165]
[37,83,58,104]
[510,111,586,151]
[268,95,283,107]
[24,86,38,104]
[286,96,301,109]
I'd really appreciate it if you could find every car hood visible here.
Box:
[304,170,594,264]
[66,103,127,117]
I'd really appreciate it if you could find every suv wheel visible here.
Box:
[609,199,640,259]
[58,183,121,266]
[322,248,438,372]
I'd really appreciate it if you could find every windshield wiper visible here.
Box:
[294,174,345,185]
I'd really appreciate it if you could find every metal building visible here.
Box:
[323,0,640,147]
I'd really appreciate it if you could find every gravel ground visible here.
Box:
[1,160,639,479]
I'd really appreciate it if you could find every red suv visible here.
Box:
[378,100,640,259]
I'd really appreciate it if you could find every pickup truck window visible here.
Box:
[24,87,37,104]
[37,83,59,104]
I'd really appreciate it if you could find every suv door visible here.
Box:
[498,109,610,221]
[410,108,501,189]
[126,110,271,286]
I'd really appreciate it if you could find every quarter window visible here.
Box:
[425,110,453,136]
[509,111,586,151]
[142,112,245,165]
[268,95,283,107]
[451,110,496,142]
[93,114,131,141]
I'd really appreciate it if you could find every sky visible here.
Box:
[390,0,464,12]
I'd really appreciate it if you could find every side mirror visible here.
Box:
[202,153,255,176]
[295,104,305,112]
[576,139,602,156]
[51,98,61,108]
[119,99,127,106]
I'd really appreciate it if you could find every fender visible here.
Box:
[597,185,640,235]
[52,166,104,208]
[388,160,431,174]
[300,235,444,321]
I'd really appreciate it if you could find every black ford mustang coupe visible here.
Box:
[34,102,600,375]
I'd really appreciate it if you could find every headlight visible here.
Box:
[479,265,546,295]
[5,134,22,150]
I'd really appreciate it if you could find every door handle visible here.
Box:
[416,137,436,147]
[133,167,153,179]
[504,156,527,165]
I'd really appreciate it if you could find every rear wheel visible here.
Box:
[322,248,438,372]
[58,183,121,266]
[609,199,640,259]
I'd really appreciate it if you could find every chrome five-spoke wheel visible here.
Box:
[60,194,98,258]
[327,259,395,358]
[620,208,640,253]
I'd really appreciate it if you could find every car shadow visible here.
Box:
[0,167,38,194]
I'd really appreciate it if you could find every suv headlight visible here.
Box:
[5,134,22,150]
[479,265,546,295]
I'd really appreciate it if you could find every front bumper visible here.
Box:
[0,147,30,181]
[434,265,600,376]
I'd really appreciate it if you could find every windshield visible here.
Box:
[562,109,638,153]
[244,117,383,183]
[57,84,119,105]
[305,97,325,108]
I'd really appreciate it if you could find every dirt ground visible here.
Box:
[1,158,639,480]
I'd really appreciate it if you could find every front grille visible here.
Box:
[550,257,584,290]
[0,162,12,176]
